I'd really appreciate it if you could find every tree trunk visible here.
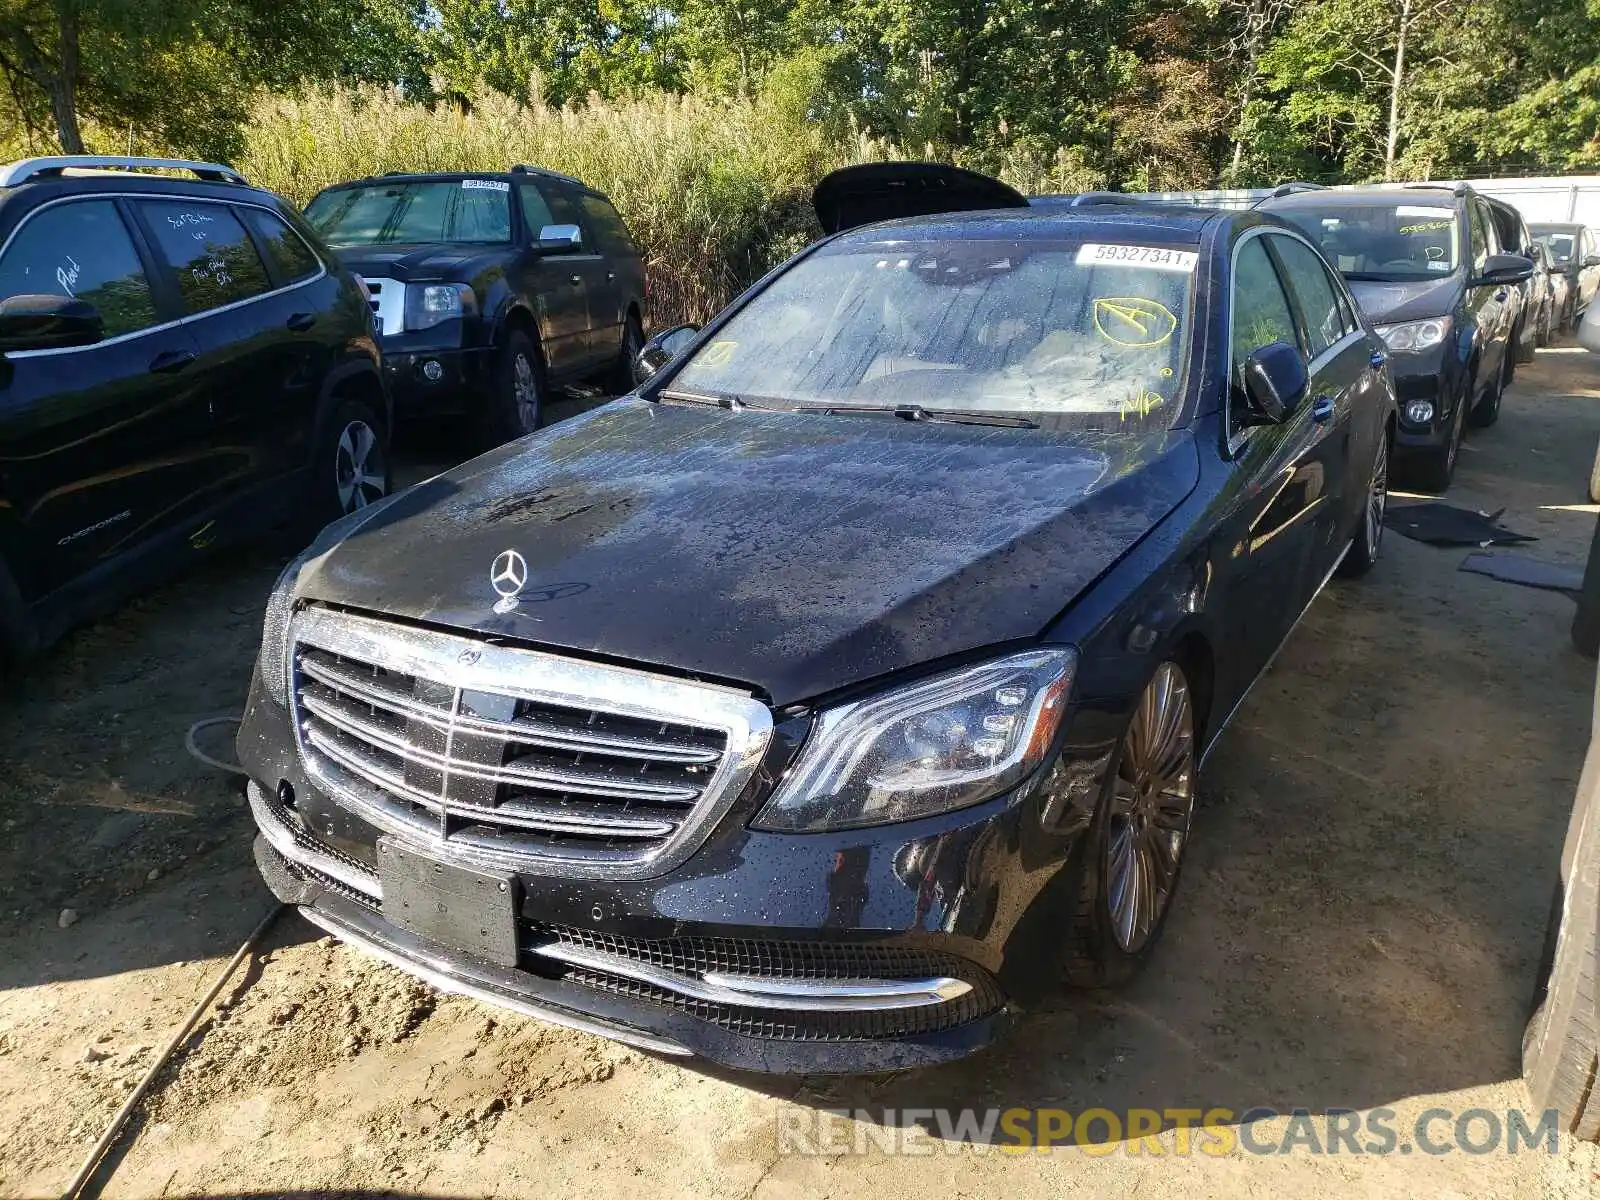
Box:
[1384,0,1410,181]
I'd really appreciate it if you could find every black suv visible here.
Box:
[0,155,388,658]
[1261,184,1532,490]
[303,167,647,440]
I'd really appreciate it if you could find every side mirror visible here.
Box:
[1474,252,1535,286]
[1585,254,1600,269]
[534,223,583,253]
[634,323,700,384]
[1240,341,1308,426]
[0,294,104,352]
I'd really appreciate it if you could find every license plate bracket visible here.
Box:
[376,836,519,967]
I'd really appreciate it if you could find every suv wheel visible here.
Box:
[1416,385,1467,491]
[608,312,645,396]
[491,330,543,441]
[1468,353,1508,429]
[314,397,390,524]
[1064,660,1198,987]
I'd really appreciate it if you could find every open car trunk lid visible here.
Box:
[812,162,1029,235]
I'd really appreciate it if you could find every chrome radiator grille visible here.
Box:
[289,607,773,877]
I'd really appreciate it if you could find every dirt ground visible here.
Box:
[4,357,1600,1200]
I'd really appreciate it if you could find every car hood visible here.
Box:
[331,244,506,282]
[1347,274,1462,325]
[296,401,1200,706]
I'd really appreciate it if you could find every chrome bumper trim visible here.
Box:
[247,781,381,901]
[297,906,693,1058]
[533,941,973,1012]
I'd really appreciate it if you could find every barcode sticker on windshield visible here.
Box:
[1077,243,1198,272]
[462,179,510,192]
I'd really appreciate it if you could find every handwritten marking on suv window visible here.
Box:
[1076,244,1198,273]
[1093,297,1179,347]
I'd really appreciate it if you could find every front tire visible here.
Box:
[607,311,645,396]
[489,330,544,442]
[312,395,390,526]
[1415,384,1467,492]
[1064,661,1198,987]
[1340,429,1389,578]
[1468,350,1509,429]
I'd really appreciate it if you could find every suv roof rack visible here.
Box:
[1251,181,1327,208]
[1067,191,1141,207]
[0,155,246,189]
[1402,181,1469,196]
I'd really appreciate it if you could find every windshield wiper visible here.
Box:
[656,389,772,412]
[819,403,1039,429]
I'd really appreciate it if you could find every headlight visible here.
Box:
[259,492,407,705]
[404,283,477,332]
[752,648,1076,833]
[1376,316,1451,352]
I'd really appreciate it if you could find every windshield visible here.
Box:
[304,179,512,248]
[1278,204,1459,281]
[1539,233,1577,263]
[670,237,1196,432]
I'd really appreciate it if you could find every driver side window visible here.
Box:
[0,201,160,339]
[1230,237,1299,436]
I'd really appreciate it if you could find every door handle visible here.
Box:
[1311,395,1335,424]
[286,312,317,332]
[569,275,582,287]
[607,271,616,281]
[1369,349,1387,370]
[1495,287,1509,301]
[148,349,196,374]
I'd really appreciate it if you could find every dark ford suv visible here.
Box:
[1262,184,1532,490]
[0,156,388,658]
[303,167,647,440]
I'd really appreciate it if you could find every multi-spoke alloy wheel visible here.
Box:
[1366,434,1388,558]
[335,419,386,514]
[1105,662,1197,954]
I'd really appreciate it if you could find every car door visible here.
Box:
[1210,232,1335,697]
[129,196,293,508]
[0,196,214,600]
[514,180,589,378]
[1464,199,1507,402]
[544,183,615,370]
[1268,231,1376,575]
[574,191,632,360]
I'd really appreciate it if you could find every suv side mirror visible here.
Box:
[634,324,700,384]
[1585,254,1600,268]
[0,294,104,352]
[1239,341,1308,426]
[534,223,583,253]
[1474,252,1535,286]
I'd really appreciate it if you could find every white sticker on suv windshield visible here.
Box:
[462,179,510,192]
[1396,205,1453,218]
[1076,243,1198,272]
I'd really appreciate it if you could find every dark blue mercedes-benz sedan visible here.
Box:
[237,163,1398,1074]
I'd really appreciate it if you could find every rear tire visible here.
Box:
[311,394,390,528]
[488,330,544,442]
[607,311,645,396]
[1063,661,1198,988]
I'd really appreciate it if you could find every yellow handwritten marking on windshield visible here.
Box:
[1399,220,1451,235]
[1120,390,1166,421]
[1093,297,1179,348]
[701,340,738,366]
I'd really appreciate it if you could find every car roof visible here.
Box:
[1262,186,1466,212]
[826,204,1225,245]
[1531,221,1584,231]
[320,166,584,191]
[0,169,283,210]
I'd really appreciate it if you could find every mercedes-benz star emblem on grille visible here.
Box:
[490,549,529,613]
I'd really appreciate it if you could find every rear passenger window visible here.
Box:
[0,200,159,338]
[577,194,635,256]
[242,208,320,283]
[1271,235,1345,356]
[138,201,272,313]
